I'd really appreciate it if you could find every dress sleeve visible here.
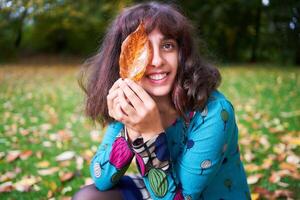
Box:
[131,99,236,199]
[90,122,135,191]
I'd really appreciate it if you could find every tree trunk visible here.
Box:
[250,5,262,62]
[14,9,27,48]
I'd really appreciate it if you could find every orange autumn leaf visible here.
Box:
[119,21,153,81]
[59,172,74,182]
[6,151,21,163]
[279,162,298,173]
[20,150,33,160]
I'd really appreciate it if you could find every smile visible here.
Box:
[148,73,168,80]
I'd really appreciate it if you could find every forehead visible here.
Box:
[148,28,176,41]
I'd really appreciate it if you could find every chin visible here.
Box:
[145,87,172,98]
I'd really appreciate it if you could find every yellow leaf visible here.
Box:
[251,193,260,200]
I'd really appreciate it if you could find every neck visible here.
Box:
[152,95,177,116]
[152,95,178,129]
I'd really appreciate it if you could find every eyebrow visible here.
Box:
[162,36,176,41]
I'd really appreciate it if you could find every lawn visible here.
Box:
[0,64,299,200]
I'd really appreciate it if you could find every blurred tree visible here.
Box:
[0,0,299,64]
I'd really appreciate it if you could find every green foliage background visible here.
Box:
[0,0,299,64]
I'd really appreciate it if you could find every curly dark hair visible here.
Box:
[78,1,221,126]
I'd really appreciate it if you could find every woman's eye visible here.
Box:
[161,43,176,51]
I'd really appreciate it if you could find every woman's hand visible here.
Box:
[117,78,164,141]
[107,78,141,142]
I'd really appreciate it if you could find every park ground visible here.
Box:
[0,63,299,199]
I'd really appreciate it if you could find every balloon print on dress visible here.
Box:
[109,137,134,169]
[93,162,101,178]
[135,153,146,176]
[200,159,212,175]
[224,178,232,191]
[173,188,184,200]
[221,109,229,130]
[154,134,170,162]
[148,168,168,198]
[93,160,109,178]
[111,164,130,184]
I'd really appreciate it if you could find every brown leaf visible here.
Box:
[36,161,50,168]
[6,150,21,163]
[38,167,59,176]
[244,164,260,172]
[119,21,153,81]
[0,167,21,182]
[14,176,41,192]
[59,172,74,182]
[0,181,14,193]
[57,130,72,142]
[20,150,33,160]
[253,186,272,199]
[279,162,298,173]
[251,193,260,200]
[35,151,43,159]
[247,174,263,185]
[47,190,54,198]
[55,151,75,162]
[269,171,281,183]
[273,189,294,199]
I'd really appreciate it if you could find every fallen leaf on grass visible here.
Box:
[59,172,74,182]
[57,130,72,142]
[244,164,260,172]
[0,181,14,193]
[286,154,300,164]
[0,167,21,182]
[36,161,50,168]
[81,150,93,162]
[20,150,33,160]
[56,151,75,162]
[247,174,263,185]
[76,156,84,170]
[251,193,260,200]
[36,151,43,159]
[59,160,71,167]
[14,176,41,192]
[279,162,298,173]
[269,171,281,183]
[61,185,72,194]
[38,167,59,176]
[6,150,21,163]
[0,152,6,160]
[47,190,54,198]
[261,155,275,169]
[273,189,294,199]
[253,186,272,199]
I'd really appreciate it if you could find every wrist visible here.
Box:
[125,127,141,145]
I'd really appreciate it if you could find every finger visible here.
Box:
[107,89,119,116]
[115,102,130,124]
[119,80,143,109]
[109,78,122,94]
[124,78,154,107]
[118,88,136,116]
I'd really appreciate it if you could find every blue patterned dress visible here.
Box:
[90,90,250,200]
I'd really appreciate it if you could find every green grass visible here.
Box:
[0,64,299,199]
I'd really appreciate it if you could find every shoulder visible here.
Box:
[191,90,235,125]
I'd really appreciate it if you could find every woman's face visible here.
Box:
[138,28,179,98]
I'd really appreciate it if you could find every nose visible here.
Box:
[150,46,163,67]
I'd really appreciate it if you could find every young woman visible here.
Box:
[73,2,250,200]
